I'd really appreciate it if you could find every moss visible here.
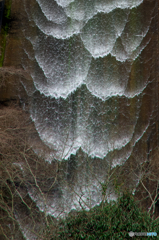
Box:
[0,29,7,67]
[4,0,12,20]
[0,0,12,67]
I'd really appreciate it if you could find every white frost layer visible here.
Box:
[30,91,141,160]
[23,0,153,160]
[65,0,142,22]
[55,0,75,8]
[36,0,68,24]
[29,1,153,101]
